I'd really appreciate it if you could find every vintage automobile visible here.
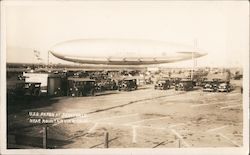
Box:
[203,80,216,92]
[170,77,181,86]
[217,82,232,92]
[145,77,153,84]
[154,79,171,90]
[103,79,118,91]
[197,77,208,87]
[23,82,42,96]
[95,79,118,92]
[212,78,225,91]
[14,82,25,96]
[175,79,194,91]
[95,82,104,92]
[67,77,96,96]
[7,81,25,97]
[118,78,137,91]
[202,79,224,92]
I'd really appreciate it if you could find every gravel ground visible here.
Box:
[7,80,243,149]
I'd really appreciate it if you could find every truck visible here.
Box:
[67,77,96,97]
[47,74,67,96]
[23,82,42,96]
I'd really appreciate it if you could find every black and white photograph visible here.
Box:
[0,1,249,155]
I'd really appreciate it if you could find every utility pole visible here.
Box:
[191,51,194,80]
[47,51,50,65]
[191,39,198,80]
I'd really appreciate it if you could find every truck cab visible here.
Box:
[24,82,41,96]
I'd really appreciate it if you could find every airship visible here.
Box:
[50,39,207,65]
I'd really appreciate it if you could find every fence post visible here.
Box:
[132,126,137,143]
[174,135,181,148]
[178,138,181,148]
[43,125,47,149]
[104,132,109,148]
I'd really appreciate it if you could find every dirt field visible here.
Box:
[7,80,243,148]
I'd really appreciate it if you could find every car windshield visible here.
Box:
[24,84,30,88]
[220,83,227,86]
[204,81,213,84]
[157,80,165,83]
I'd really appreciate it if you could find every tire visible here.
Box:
[76,91,80,97]
[79,92,83,97]
[33,89,41,96]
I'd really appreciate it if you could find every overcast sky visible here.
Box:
[3,1,249,67]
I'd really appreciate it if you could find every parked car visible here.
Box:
[118,78,137,91]
[196,77,208,87]
[154,79,171,90]
[217,82,232,92]
[203,80,216,92]
[212,78,225,91]
[170,77,181,86]
[175,79,194,91]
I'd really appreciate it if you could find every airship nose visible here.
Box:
[49,44,66,59]
[199,52,208,57]
[49,49,66,60]
[49,41,77,59]
[49,50,60,57]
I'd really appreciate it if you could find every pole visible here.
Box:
[132,126,137,143]
[174,135,181,148]
[191,51,194,80]
[43,125,47,149]
[104,132,109,148]
[47,51,50,65]
[191,39,198,80]
[178,138,181,148]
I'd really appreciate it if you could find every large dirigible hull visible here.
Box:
[50,39,207,65]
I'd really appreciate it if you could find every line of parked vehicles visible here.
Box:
[65,77,138,97]
[8,72,235,100]
[7,74,139,98]
[154,77,233,92]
